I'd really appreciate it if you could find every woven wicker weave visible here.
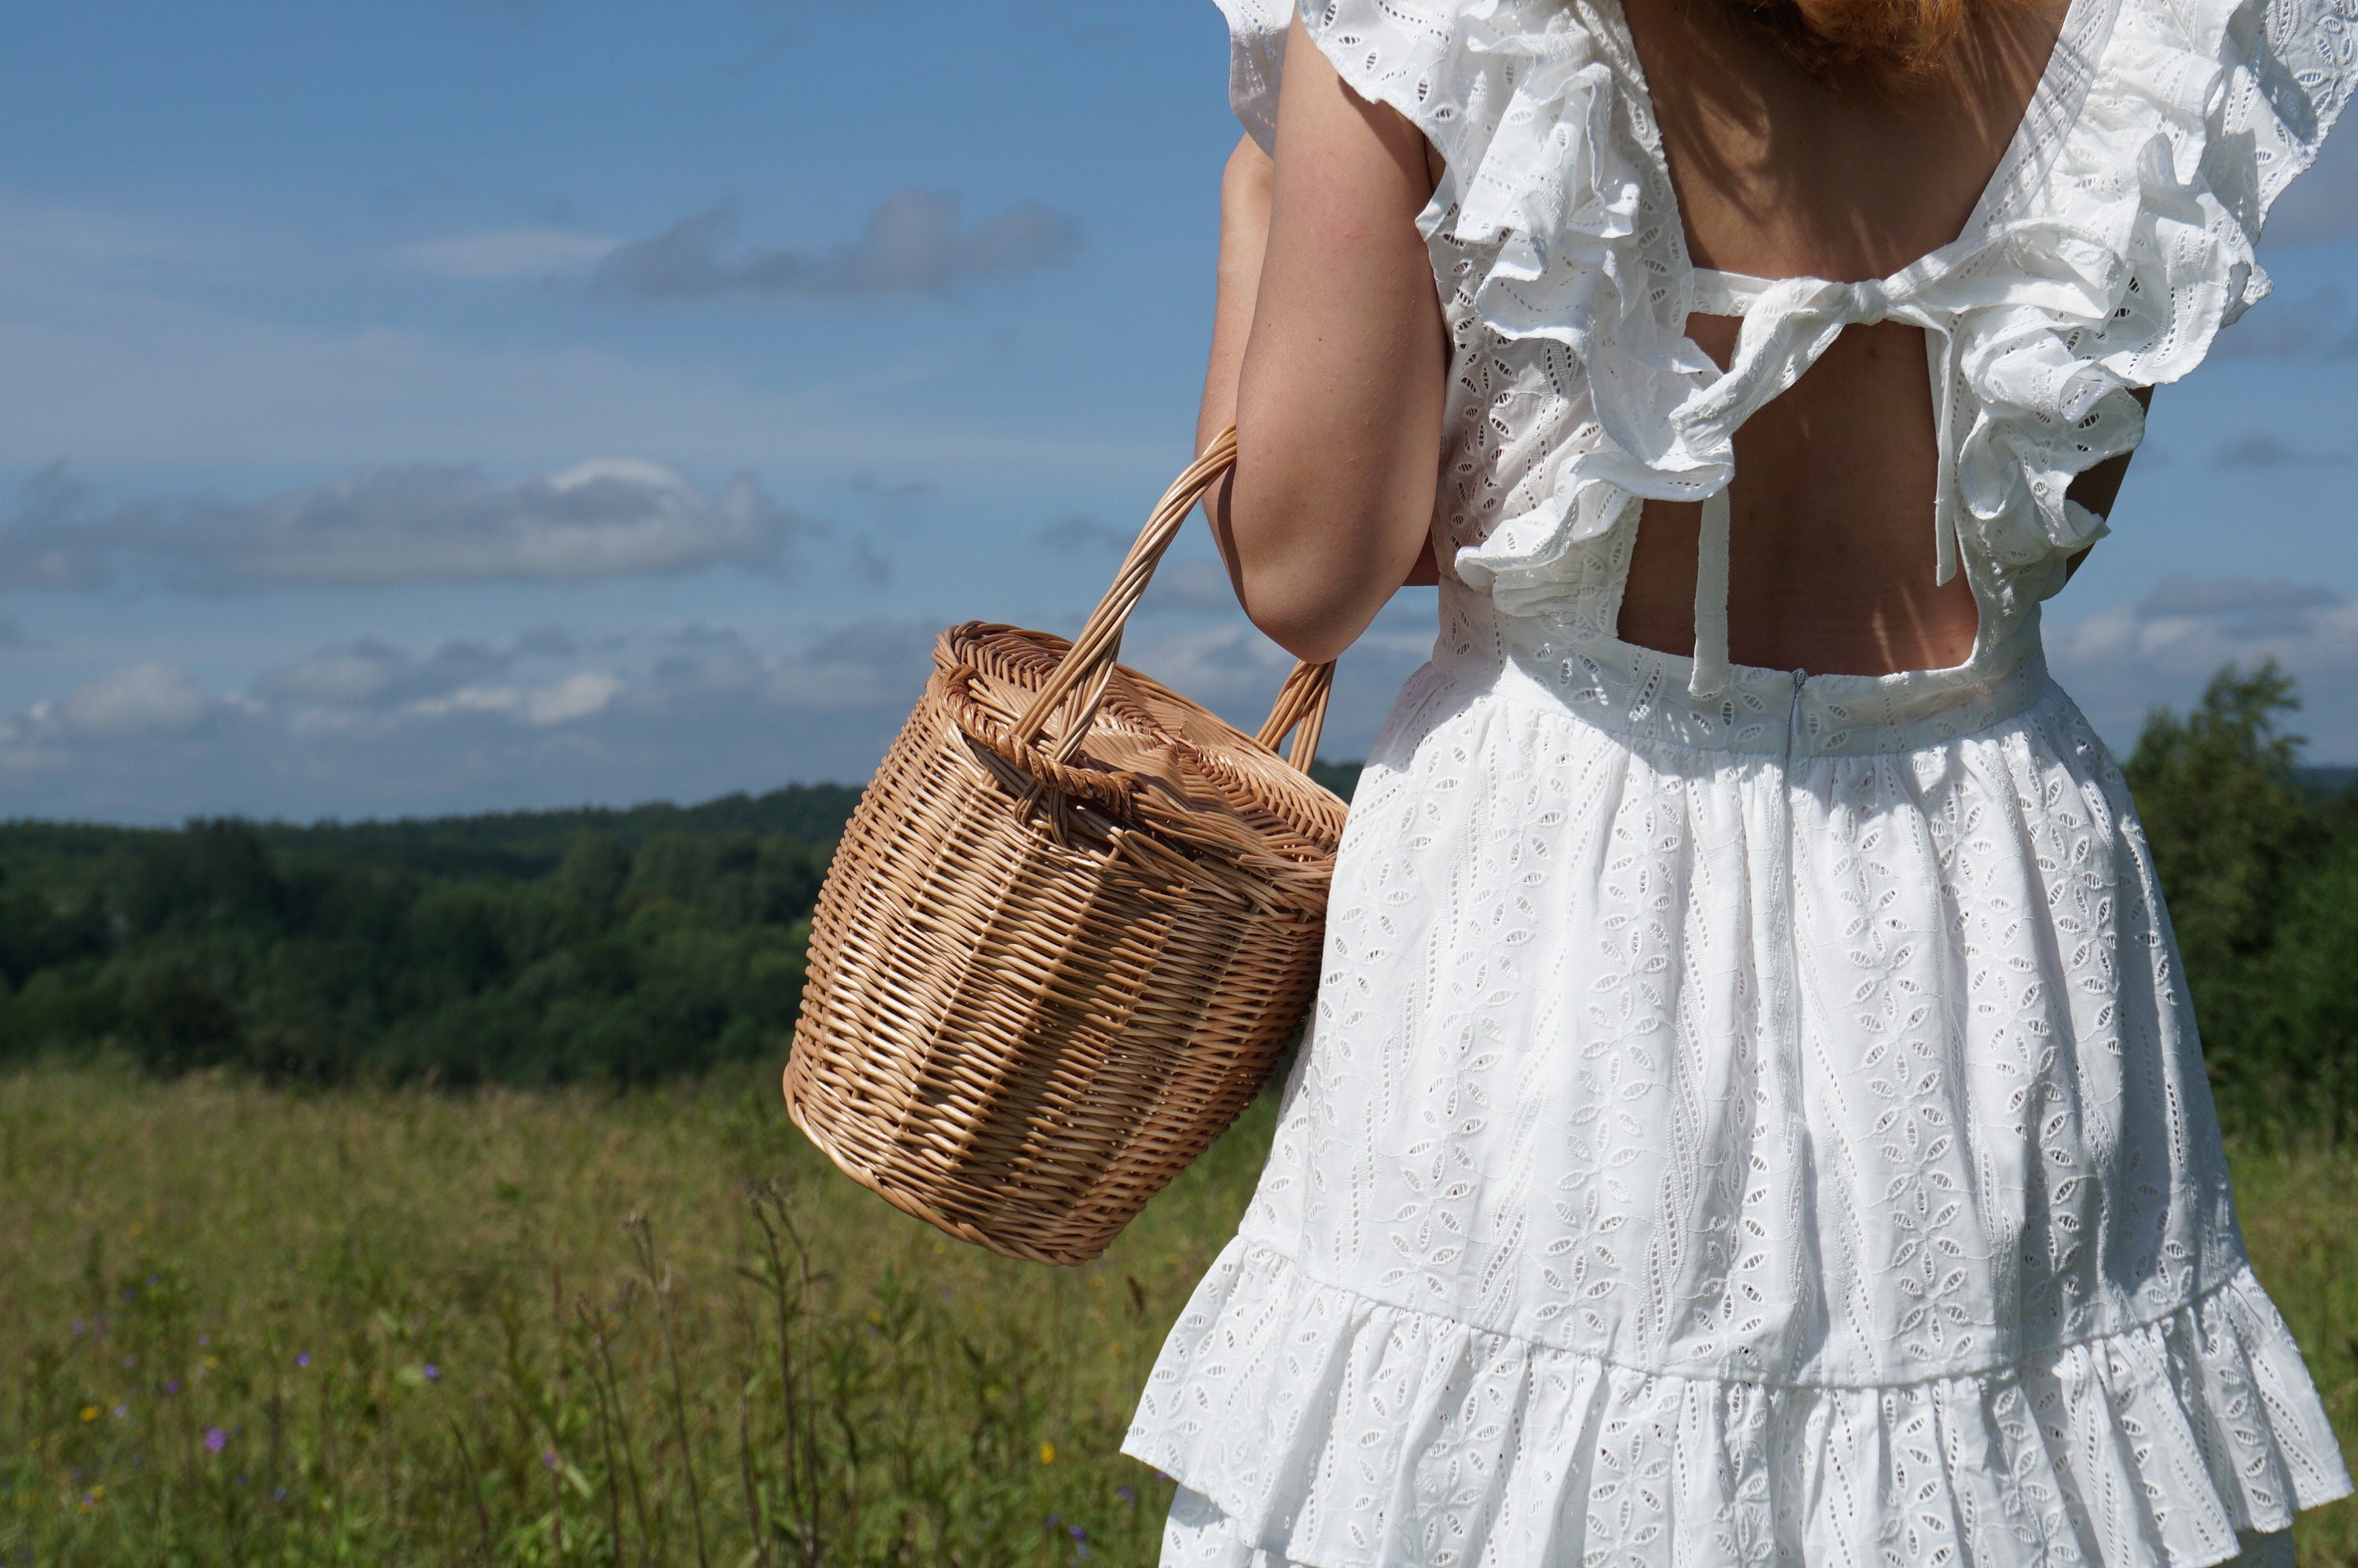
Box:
[782,428,1346,1266]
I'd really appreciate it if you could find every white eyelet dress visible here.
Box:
[1119,0,2358,1563]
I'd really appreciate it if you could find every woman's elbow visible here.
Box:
[1213,441,1430,664]
[1241,596,1359,666]
[1226,556,1382,664]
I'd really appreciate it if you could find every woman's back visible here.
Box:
[1615,0,2075,674]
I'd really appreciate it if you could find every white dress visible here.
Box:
[1120,0,2358,1562]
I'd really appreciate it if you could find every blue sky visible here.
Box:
[2,0,2356,824]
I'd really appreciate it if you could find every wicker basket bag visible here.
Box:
[781,428,1347,1266]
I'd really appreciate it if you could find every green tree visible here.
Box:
[2125,660,2353,1135]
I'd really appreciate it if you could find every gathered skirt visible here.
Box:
[1122,622,2351,1568]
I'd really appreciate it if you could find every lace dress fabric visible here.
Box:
[1122,0,2358,1562]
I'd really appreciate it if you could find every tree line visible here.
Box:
[0,788,855,1088]
[0,679,2349,1134]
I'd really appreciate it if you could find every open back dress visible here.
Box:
[1119,0,2358,1562]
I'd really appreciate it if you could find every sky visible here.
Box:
[2,0,2356,825]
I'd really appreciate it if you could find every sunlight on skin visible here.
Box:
[1199,6,2158,678]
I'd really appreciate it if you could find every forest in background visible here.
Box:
[0,674,2349,1135]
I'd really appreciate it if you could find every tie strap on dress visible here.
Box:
[1680,270,1967,697]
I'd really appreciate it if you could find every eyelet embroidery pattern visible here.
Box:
[1126,659,2352,1566]
[1148,0,2358,1561]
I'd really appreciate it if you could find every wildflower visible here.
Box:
[542,1449,560,1471]
[1116,1485,1137,1507]
[203,1357,219,1372]
[1071,1524,1089,1540]
[90,1485,104,1501]
[112,1405,127,1419]
[163,1380,180,1396]
[196,1334,208,1346]
[79,1406,97,1423]
[274,1487,286,1501]
[295,1353,310,1368]
[423,1364,441,1383]
[204,1428,227,1453]
[1039,1441,1056,1464]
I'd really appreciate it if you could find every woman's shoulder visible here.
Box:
[1213,0,1640,162]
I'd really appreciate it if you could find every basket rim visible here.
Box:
[934,622,1346,872]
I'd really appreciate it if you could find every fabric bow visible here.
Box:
[1673,270,1970,697]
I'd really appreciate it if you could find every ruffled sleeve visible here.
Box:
[1210,0,1291,154]
[1208,0,1721,612]
[1947,0,2358,618]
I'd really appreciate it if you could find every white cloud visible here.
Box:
[54,661,214,738]
[0,457,813,590]
[595,192,1080,299]
[2049,576,2358,751]
[0,602,1443,823]
[409,670,623,726]
[0,192,1170,479]
[256,638,510,706]
[1136,557,1241,615]
[396,226,618,280]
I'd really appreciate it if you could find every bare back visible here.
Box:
[1614,0,2078,675]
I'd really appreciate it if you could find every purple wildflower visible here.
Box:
[164,1380,180,1396]
[112,1405,127,1418]
[295,1353,310,1368]
[542,1449,560,1471]
[423,1363,440,1383]
[204,1428,227,1453]
[1116,1485,1137,1507]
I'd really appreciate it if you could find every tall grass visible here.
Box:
[0,1065,2349,1566]
[0,1063,1261,1566]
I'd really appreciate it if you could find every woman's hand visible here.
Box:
[1199,17,1449,664]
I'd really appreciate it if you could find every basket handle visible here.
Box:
[1008,425,1335,773]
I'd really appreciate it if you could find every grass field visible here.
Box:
[0,1065,2351,1567]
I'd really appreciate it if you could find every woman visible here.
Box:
[1120,0,2357,1561]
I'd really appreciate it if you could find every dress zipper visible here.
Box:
[1785,666,1807,762]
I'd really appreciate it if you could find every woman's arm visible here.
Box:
[1200,14,1449,665]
